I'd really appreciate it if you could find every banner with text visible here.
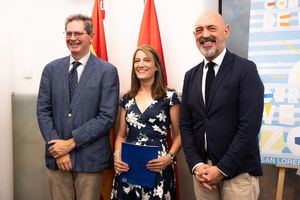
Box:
[249,0,300,166]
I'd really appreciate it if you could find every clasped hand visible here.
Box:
[48,139,76,171]
[194,164,224,190]
[48,139,75,158]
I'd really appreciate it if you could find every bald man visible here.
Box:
[180,11,264,200]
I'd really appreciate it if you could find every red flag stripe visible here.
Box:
[138,0,168,85]
[91,0,108,61]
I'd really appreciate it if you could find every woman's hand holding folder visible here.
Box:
[114,151,129,175]
[146,154,173,172]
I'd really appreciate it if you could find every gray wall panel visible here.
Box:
[223,0,250,58]
[12,95,50,200]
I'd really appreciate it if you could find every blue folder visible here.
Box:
[295,137,300,145]
[120,142,159,188]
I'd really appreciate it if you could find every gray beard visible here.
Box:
[201,47,216,59]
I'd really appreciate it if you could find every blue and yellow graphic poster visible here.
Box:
[249,0,300,166]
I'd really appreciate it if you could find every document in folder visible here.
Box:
[120,142,159,188]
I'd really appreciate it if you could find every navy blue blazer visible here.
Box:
[180,50,264,179]
[37,53,119,172]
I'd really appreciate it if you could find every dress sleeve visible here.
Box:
[119,95,127,108]
[169,90,181,106]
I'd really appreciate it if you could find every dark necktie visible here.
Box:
[69,61,81,101]
[205,62,215,105]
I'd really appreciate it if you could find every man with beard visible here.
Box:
[37,14,119,200]
[180,11,264,200]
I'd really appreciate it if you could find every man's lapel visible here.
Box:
[61,57,71,105]
[198,62,206,110]
[190,62,205,112]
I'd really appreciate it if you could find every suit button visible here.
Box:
[68,113,72,118]
[204,118,208,123]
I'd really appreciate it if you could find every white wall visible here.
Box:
[9,0,210,94]
[0,1,13,199]
[9,0,95,94]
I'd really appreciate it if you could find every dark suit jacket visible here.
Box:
[180,50,264,179]
[37,53,119,172]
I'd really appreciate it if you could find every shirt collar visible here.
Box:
[70,51,91,66]
[204,48,226,68]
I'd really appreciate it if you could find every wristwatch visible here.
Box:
[167,152,175,163]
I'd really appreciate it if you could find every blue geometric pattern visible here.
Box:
[249,0,300,166]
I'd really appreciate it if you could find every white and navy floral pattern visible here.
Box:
[111,90,180,200]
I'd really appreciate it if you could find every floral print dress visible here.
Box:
[111,90,180,200]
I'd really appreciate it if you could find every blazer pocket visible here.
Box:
[84,86,99,95]
[221,82,236,91]
[85,85,98,90]
[215,82,238,104]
